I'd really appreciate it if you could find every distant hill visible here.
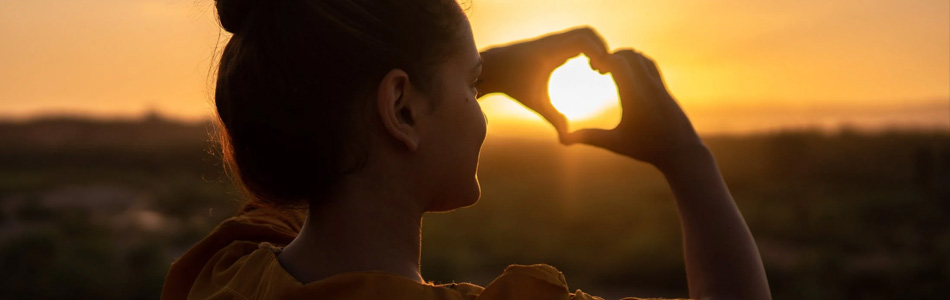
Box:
[0,115,212,149]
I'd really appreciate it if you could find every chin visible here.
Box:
[425,177,481,212]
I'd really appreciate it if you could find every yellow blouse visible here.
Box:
[161,206,683,300]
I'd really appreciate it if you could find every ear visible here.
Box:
[377,69,421,151]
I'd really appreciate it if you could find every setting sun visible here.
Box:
[547,55,620,122]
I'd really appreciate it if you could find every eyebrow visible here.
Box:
[470,58,483,76]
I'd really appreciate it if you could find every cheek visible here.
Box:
[449,93,485,170]
[424,94,485,211]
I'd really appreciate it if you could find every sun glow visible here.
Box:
[548,55,620,123]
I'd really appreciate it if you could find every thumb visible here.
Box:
[537,104,569,136]
[562,128,613,147]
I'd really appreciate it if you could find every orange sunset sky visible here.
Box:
[1,0,948,135]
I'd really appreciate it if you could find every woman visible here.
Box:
[162,0,771,299]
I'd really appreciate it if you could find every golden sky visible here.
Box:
[1,0,947,134]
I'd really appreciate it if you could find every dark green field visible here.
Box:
[0,116,947,299]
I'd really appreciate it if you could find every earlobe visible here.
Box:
[377,69,421,151]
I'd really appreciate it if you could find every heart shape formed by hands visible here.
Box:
[547,55,621,132]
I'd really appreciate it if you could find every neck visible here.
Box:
[277,176,426,284]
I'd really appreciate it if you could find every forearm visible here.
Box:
[655,146,771,300]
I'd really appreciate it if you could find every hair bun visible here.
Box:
[215,0,252,34]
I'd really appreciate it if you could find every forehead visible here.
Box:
[446,18,480,70]
[458,17,478,57]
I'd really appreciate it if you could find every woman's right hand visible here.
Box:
[563,49,705,168]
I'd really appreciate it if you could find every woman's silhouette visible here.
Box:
[162,0,771,299]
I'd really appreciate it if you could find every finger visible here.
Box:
[601,53,640,103]
[537,104,569,134]
[616,49,677,112]
[634,52,665,87]
[541,27,609,68]
[562,128,613,146]
[604,52,664,118]
[640,53,663,80]
[615,49,661,87]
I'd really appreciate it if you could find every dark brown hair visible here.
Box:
[213,0,466,207]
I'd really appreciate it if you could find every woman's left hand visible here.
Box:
[477,27,609,140]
